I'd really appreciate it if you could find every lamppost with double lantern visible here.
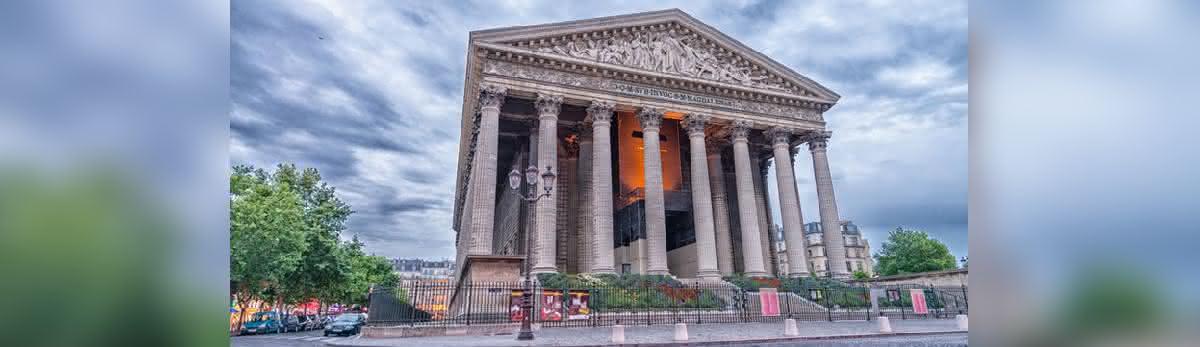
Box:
[506,165,555,341]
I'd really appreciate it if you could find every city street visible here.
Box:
[231,330,359,347]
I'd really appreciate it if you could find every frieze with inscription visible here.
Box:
[482,60,821,122]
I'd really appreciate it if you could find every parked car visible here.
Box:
[280,314,302,333]
[323,313,366,337]
[241,312,284,335]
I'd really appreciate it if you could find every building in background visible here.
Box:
[392,258,456,279]
[803,221,873,277]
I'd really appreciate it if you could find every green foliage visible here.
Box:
[230,163,394,314]
[873,228,957,276]
[535,273,722,310]
[1,167,225,346]
[230,168,309,305]
[852,271,870,280]
[1056,266,1164,336]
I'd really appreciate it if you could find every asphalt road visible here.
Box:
[231,329,360,347]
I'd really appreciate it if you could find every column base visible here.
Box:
[646,269,671,276]
[588,269,617,275]
[743,271,768,277]
[787,272,811,278]
[831,272,852,280]
[530,266,558,274]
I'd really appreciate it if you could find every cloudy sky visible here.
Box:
[231,0,967,261]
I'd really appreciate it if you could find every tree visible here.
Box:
[852,271,870,280]
[229,168,308,328]
[267,164,354,311]
[873,228,957,276]
[333,236,400,307]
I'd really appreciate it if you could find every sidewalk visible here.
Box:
[326,319,963,346]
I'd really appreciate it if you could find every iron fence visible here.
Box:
[367,279,967,328]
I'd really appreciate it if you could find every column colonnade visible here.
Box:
[467,87,848,279]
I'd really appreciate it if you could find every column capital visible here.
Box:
[731,120,754,140]
[535,93,563,117]
[479,83,508,110]
[637,107,664,129]
[765,127,794,146]
[682,113,710,137]
[803,130,832,151]
[586,100,616,123]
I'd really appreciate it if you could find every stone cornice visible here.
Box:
[476,42,833,111]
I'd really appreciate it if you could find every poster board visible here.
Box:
[567,290,591,320]
[759,288,780,317]
[910,289,929,314]
[540,289,564,321]
[509,290,525,322]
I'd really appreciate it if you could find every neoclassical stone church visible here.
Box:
[452,9,854,283]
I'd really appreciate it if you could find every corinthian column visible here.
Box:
[682,114,721,279]
[766,127,811,277]
[806,130,849,278]
[730,120,767,276]
[588,101,617,274]
[637,107,670,275]
[531,93,562,274]
[706,142,735,275]
[468,84,506,255]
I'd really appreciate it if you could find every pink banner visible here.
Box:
[760,288,780,317]
[909,289,928,314]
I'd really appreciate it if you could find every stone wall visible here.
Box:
[666,242,697,278]
[853,268,968,287]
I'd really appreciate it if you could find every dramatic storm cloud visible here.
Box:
[231,0,967,260]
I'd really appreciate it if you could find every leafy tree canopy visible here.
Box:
[873,228,957,276]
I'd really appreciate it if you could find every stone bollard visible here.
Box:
[611,325,625,344]
[784,318,799,336]
[673,322,688,341]
[877,316,893,333]
[956,314,968,330]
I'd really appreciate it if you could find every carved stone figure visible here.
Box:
[530,27,792,92]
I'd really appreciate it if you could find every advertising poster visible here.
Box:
[540,289,564,321]
[509,290,525,322]
[909,289,929,314]
[759,287,780,316]
[567,290,591,320]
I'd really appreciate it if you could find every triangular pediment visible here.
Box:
[470,9,839,103]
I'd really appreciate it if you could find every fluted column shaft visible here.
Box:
[730,120,767,276]
[468,85,506,255]
[766,127,811,277]
[577,129,593,273]
[637,107,670,275]
[808,131,849,278]
[531,94,562,274]
[683,114,721,279]
[750,152,774,275]
[706,145,735,275]
[588,101,617,274]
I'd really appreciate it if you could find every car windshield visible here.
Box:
[252,312,276,321]
[334,314,361,322]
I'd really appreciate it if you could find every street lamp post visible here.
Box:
[507,165,556,341]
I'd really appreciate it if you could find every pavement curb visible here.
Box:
[321,330,966,347]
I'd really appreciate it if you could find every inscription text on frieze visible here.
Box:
[612,83,736,109]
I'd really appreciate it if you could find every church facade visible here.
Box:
[452,9,853,282]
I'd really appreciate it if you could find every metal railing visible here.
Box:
[368,279,967,328]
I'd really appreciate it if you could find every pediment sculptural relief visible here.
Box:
[526,28,797,94]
